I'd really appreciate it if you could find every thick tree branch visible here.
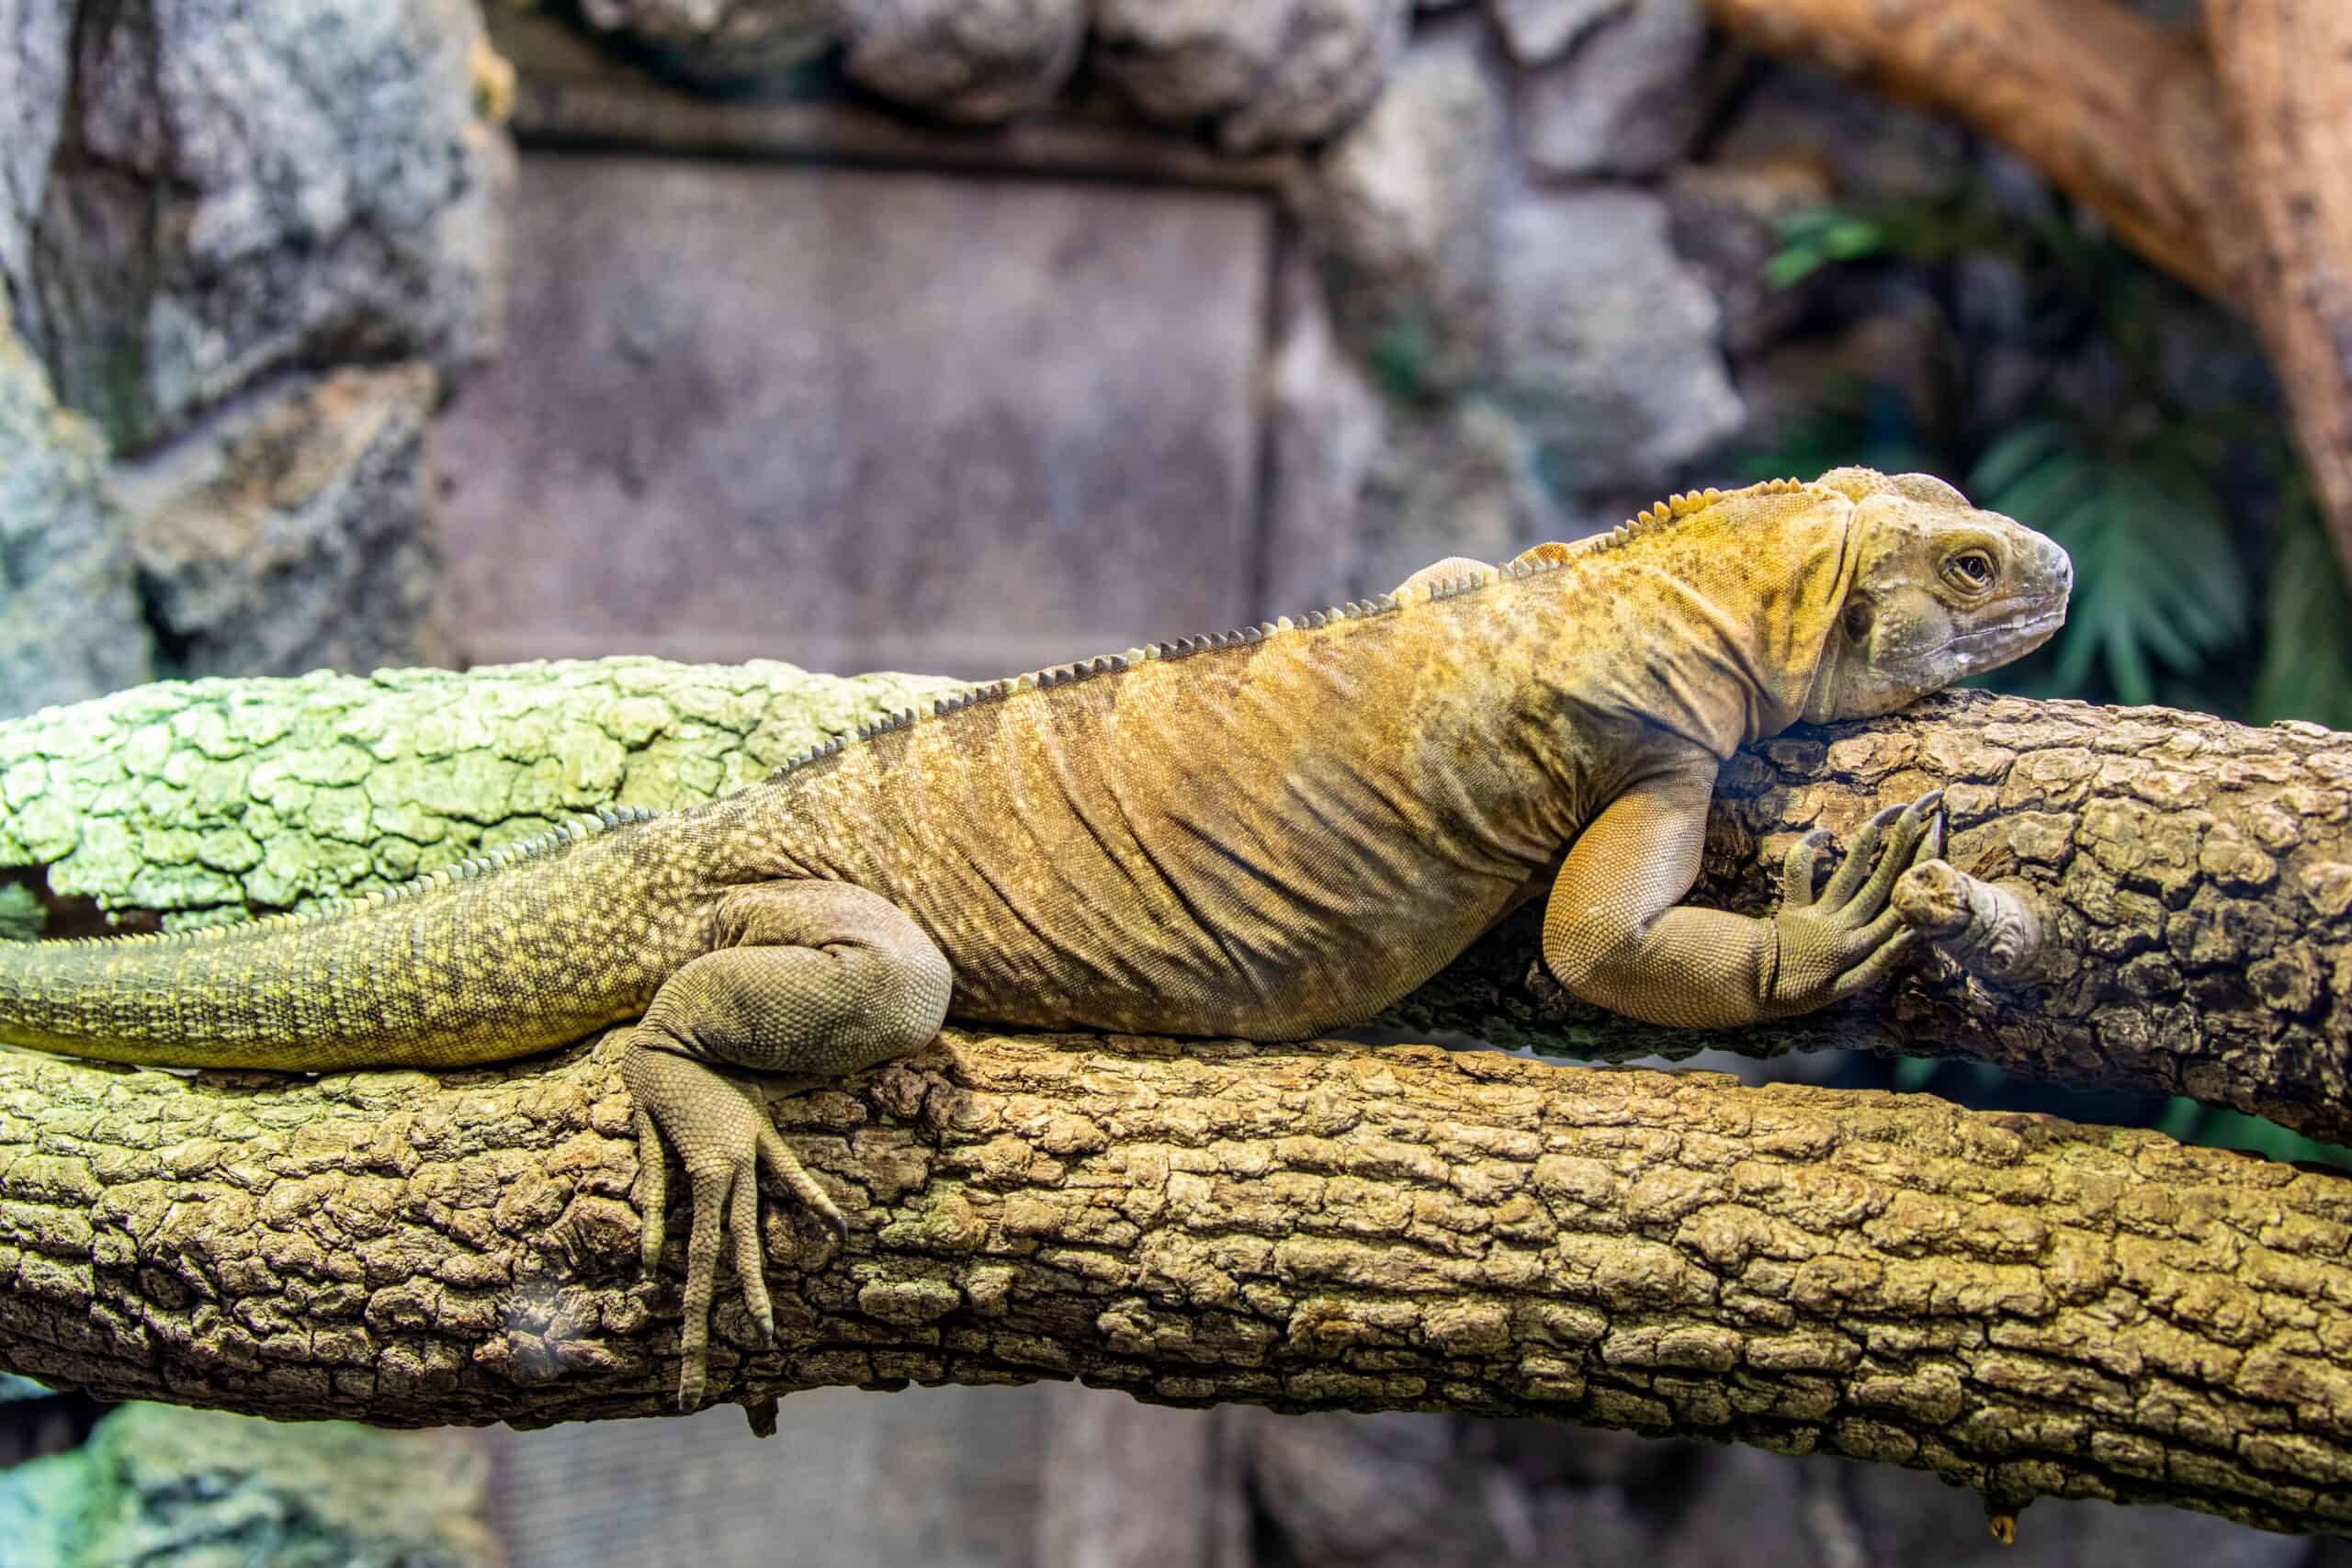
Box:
[5,1030,2352,1535]
[2202,2,2352,588]
[1402,690,2352,1149]
[6,662,2348,1143]
[6,664,2352,1527]
[1699,0,2242,300]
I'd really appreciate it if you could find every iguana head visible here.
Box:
[1799,468,2072,722]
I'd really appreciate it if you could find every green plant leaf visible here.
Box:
[2252,495,2352,731]
[1973,438,2247,705]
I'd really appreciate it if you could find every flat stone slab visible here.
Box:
[435,153,1273,679]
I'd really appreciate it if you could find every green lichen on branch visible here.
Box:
[6,1033,2352,1536]
[6,660,2352,1532]
[0,658,957,924]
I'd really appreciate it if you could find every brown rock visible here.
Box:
[1091,0,1410,151]
[843,0,1084,121]
[119,364,451,680]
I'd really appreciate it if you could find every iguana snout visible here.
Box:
[1803,468,2073,721]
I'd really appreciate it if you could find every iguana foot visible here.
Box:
[1767,787,1947,1012]
[624,1039,843,1410]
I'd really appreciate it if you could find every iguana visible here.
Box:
[0,468,2070,1408]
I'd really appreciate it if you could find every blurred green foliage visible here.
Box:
[1757,197,2352,1165]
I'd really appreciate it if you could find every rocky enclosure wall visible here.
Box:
[6,0,2213,707]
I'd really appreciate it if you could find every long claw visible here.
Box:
[1852,790,1944,919]
[1780,829,1833,908]
[678,1163,732,1409]
[1820,806,1901,908]
[729,1173,775,1347]
[1827,928,1918,1002]
[755,1120,849,1239]
[1927,807,1949,862]
[632,1105,668,1275]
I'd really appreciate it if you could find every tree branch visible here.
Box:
[7,662,2352,1529]
[6,661,2348,1149]
[5,1029,2352,1534]
[1403,690,2352,1149]
[1698,0,2242,300]
[2202,2,2352,589]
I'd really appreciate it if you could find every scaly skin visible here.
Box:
[0,468,2072,1408]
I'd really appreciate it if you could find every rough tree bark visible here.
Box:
[8,1030,2352,1535]
[4,662,2352,1533]
[1399,690,2352,1149]
[1699,0,2352,590]
[2202,2,2352,590]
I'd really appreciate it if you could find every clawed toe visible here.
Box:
[624,1040,849,1409]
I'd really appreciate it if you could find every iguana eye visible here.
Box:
[1942,550,1996,592]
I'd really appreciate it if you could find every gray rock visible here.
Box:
[1300,46,1502,393]
[1516,0,1707,177]
[0,316,153,720]
[1092,0,1410,151]
[1249,1411,1483,1567]
[0,1403,496,1568]
[13,0,512,450]
[1710,60,1971,208]
[1664,158,1837,356]
[1486,0,1628,65]
[843,0,1084,121]
[1354,395,1552,595]
[1496,187,1744,493]
[1832,1448,2311,1568]
[118,363,451,680]
[0,0,69,290]
[1263,246,1387,610]
[574,0,843,83]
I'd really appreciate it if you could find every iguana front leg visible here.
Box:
[621,880,953,1408]
[1542,753,1944,1029]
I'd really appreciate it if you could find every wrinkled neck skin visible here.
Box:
[1532,491,1861,762]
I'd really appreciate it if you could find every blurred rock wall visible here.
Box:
[0,0,513,718]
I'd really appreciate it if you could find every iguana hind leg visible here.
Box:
[621,879,952,1409]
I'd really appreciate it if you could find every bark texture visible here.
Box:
[2203,2,2352,587]
[7,1031,2352,1535]
[7,662,2352,1529]
[1396,690,2352,1150]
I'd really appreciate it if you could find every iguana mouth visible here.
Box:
[1940,608,2066,658]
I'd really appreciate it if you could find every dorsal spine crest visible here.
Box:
[54,479,1782,949]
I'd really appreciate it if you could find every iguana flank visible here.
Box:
[0,468,2072,1408]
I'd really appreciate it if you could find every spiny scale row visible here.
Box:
[1586,479,1808,553]
[53,804,661,947]
[767,556,1595,789]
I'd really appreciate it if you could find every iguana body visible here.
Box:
[0,468,2071,1406]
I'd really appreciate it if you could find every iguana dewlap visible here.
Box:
[0,468,2072,1408]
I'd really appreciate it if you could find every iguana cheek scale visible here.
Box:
[0,468,2073,1409]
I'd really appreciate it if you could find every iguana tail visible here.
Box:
[0,807,707,1072]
